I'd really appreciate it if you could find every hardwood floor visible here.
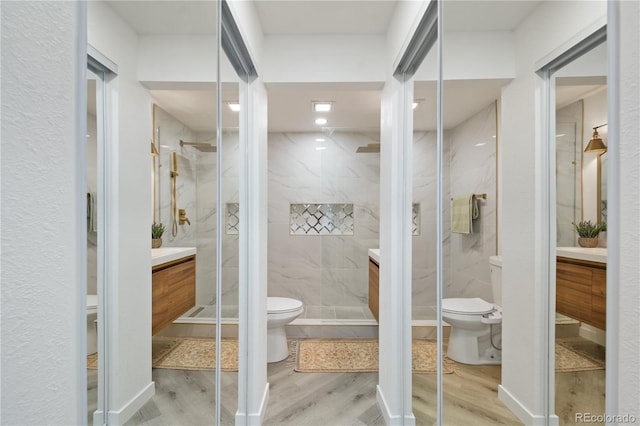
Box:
[263,362,383,426]
[555,337,606,425]
[98,336,604,425]
[413,364,522,425]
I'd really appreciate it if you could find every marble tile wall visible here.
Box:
[556,100,582,247]
[412,130,451,307]
[447,103,498,302]
[193,130,240,308]
[412,102,498,307]
[155,106,240,308]
[268,131,380,308]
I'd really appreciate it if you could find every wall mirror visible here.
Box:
[85,59,107,426]
[555,41,607,243]
[436,1,515,424]
[547,25,608,425]
[88,1,254,424]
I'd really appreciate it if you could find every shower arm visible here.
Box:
[171,151,178,237]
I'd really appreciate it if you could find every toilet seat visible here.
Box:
[267,297,303,314]
[442,297,494,315]
[87,294,98,315]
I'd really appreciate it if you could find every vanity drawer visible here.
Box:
[556,256,606,330]
[369,258,379,323]
[152,255,196,335]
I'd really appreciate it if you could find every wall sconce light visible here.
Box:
[584,124,607,154]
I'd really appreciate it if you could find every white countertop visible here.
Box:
[368,248,380,264]
[556,246,607,264]
[152,247,196,267]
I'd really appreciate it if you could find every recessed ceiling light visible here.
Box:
[475,142,487,147]
[315,138,325,142]
[556,133,566,137]
[315,118,327,125]
[492,135,496,138]
[227,102,240,112]
[313,102,333,113]
[316,146,327,151]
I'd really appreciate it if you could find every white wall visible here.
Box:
[88,1,155,421]
[263,34,387,83]
[1,1,86,423]
[612,0,640,418]
[415,31,515,81]
[499,1,607,422]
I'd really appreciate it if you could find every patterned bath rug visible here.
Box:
[555,341,605,373]
[153,337,238,371]
[294,339,454,374]
[87,337,238,371]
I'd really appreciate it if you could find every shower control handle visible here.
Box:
[178,209,191,226]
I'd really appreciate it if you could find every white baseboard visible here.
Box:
[498,385,549,426]
[236,383,270,426]
[107,381,155,425]
[376,385,415,426]
[579,323,606,346]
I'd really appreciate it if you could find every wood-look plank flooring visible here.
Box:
[93,337,603,426]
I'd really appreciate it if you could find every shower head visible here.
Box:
[180,140,217,152]
[355,143,380,153]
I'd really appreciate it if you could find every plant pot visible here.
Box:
[578,237,598,248]
[152,238,163,249]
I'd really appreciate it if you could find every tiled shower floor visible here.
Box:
[178,304,438,322]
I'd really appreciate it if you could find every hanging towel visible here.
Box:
[451,194,479,234]
[87,192,97,233]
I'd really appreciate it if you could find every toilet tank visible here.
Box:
[489,255,503,306]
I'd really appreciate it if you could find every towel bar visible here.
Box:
[451,193,487,200]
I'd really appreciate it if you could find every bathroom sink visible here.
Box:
[152,246,196,267]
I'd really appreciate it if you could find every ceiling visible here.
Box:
[105,0,546,133]
[106,0,542,35]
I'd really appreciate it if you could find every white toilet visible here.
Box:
[267,297,304,363]
[87,294,98,356]
[442,255,503,365]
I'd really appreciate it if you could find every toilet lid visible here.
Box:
[442,298,494,314]
[267,297,303,314]
[87,294,98,309]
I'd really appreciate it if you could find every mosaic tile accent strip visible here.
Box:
[226,203,239,235]
[290,203,354,235]
[413,203,421,236]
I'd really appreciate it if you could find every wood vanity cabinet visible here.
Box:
[152,255,196,335]
[556,256,606,330]
[369,258,379,323]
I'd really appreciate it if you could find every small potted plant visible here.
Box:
[573,220,606,248]
[152,222,165,248]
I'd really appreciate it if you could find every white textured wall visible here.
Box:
[613,0,640,418]
[1,1,85,423]
[88,1,154,419]
[500,0,606,420]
